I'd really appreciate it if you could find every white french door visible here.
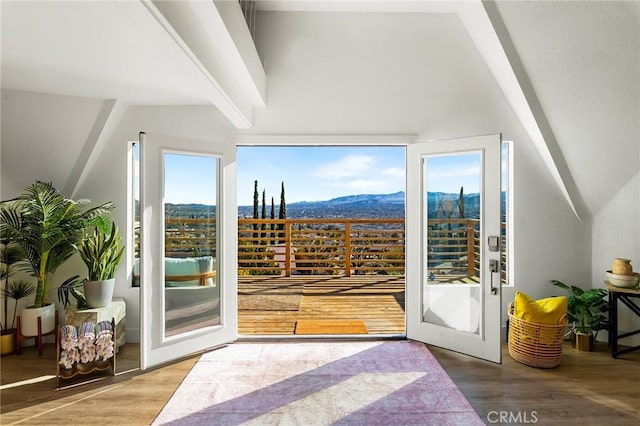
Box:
[139,132,237,370]
[406,134,502,363]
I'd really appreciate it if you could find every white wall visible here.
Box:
[0,89,104,198]
[592,172,640,344]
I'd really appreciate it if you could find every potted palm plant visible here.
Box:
[0,181,113,337]
[76,222,125,308]
[549,280,609,351]
[0,238,35,355]
[1,281,35,355]
[1,242,36,355]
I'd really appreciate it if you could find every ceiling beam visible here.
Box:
[141,0,254,129]
[459,1,585,220]
[64,99,128,198]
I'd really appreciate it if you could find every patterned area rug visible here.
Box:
[153,341,483,425]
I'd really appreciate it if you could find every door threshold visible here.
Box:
[237,333,406,342]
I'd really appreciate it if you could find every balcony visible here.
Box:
[159,217,506,335]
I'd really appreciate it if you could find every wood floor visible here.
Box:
[238,275,406,335]
[2,340,639,425]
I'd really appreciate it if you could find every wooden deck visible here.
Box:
[238,275,406,335]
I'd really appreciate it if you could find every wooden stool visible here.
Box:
[16,310,58,355]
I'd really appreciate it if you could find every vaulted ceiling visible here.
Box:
[1,1,638,219]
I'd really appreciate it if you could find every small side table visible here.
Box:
[64,298,126,350]
[606,282,640,358]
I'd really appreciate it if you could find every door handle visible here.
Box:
[489,259,500,295]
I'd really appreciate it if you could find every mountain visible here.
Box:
[154,190,506,220]
[292,191,406,207]
[238,191,486,219]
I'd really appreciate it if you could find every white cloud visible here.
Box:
[428,165,480,180]
[313,155,376,179]
[347,179,386,191]
[325,179,394,192]
[381,167,405,179]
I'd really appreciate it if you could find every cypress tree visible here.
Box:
[278,181,286,238]
[270,196,275,243]
[279,181,286,219]
[252,180,259,241]
[253,180,259,220]
[261,189,267,241]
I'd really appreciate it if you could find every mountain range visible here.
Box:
[238,191,485,219]
[165,191,495,220]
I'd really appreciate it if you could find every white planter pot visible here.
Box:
[20,303,56,337]
[83,278,115,308]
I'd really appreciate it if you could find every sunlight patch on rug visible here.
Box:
[153,341,483,425]
[243,372,424,425]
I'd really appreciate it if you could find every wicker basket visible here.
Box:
[507,302,567,368]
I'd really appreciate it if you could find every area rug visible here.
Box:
[152,341,483,425]
[294,320,368,335]
[238,294,302,311]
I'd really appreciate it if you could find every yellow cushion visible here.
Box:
[514,292,567,325]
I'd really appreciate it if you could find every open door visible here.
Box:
[139,132,237,370]
[406,134,502,363]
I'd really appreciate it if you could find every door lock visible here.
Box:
[489,259,500,273]
[489,259,500,295]
[488,236,500,252]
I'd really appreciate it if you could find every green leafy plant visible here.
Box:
[549,280,609,335]
[56,276,87,310]
[0,181,114,308]
[2,280,35,330]
[1,242,35,331]
[76,223,125,281]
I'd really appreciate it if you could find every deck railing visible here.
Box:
[238,218,406,276]
[158,217,506,282]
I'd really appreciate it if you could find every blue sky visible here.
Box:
[164,153,218,205]
[237,146,406,206]
[158,145,506,205]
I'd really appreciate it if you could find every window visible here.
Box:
[502,140,513,286]
[130,142,140,287]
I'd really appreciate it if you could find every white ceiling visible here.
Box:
[1,0,638,218]
[1,1,215,105]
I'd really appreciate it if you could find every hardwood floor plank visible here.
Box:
[429,341,640,424]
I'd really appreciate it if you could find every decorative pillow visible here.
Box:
[165,257,200,287]
[514,291,567,325]
[196,256,216,287]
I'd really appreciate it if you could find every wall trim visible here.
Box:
[235,134,417,146]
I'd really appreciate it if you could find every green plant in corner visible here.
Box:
[549,280,609,336]
[2,280,35,330]
[1,242,34,356]
[76,222,125,281]
[1,242,35,331]
[0,181,114,308]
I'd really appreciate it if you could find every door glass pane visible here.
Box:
[163,153,220,338]
[132,142,140,287]
[501,141,510,286]
[423,153,481,335]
